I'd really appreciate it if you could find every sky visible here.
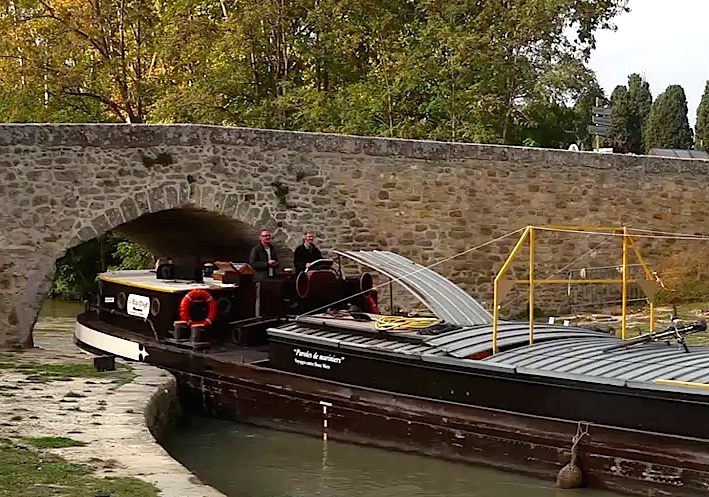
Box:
[588,0,709,127]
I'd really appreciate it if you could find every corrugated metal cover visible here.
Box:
[269,324,434,358]
[336,250,492,326]
[484,336,709,383]
[272,310,709,389]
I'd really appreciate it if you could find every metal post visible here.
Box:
[594,97,600,152]
[628,237,655,333]
[389,278,394,315]
[621,227,628,339]
[493,226,531,354]
[529,227,535,345]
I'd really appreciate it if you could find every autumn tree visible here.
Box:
[0,0,630,147]
[0,0,168,123]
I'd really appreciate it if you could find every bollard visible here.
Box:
[93,355,115,372]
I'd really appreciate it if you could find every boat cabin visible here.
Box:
[93,258,376,347]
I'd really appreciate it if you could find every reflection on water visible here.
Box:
[34,301,620,497]
[38,299,84,319]
[33,300,84,337]
[163,417,619,497]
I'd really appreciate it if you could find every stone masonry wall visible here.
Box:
[2,124,709,348]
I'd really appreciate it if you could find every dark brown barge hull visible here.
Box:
[75,314,709,496]
[171,363,709,497]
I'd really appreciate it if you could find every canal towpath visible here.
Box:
[0,314,227,497]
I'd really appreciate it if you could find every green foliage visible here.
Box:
[50,233,154,300]
[645,84,694,151]
[50,234,121,300]
[606,74,652,154]
[626,73,652,154]
[696,81,709,152]
[109,242,155,271]
[0,0,167,123]
[0,0,629,148]
[609,85,631,153]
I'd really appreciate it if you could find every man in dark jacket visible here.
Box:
[294,230,323,274]
[249,229,279,281]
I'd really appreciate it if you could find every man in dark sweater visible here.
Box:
[249,229,279,281]
[294,230,323,274]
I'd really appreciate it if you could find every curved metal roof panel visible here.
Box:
[336,250,492,326]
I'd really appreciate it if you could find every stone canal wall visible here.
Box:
[3,124,709,347]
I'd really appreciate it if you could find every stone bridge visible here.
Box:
[3,124,709,349]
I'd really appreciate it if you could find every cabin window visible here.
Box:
[217,297,232,315]
[150,298,161,317]
[117,292,126,310]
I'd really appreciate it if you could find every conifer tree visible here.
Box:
[645,85,694,151]
[626,74,652,154]
[696,82,709,152]
[609,85,631,153]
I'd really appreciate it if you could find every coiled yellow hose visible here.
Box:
[375,316,440,332]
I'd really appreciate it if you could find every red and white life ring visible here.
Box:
[179,288,218,327]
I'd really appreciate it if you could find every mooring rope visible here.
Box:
[374,316,440,332]
[571,421,591,452]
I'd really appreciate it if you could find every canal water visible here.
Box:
[38,300,620,497]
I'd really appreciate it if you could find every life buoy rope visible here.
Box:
[179,288,218,327]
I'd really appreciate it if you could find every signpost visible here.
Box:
[592,115,611,127]
[592,106,612,117]
[587,125,610,136]
[589,101,611,150]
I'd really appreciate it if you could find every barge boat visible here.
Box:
[75,229,709,496]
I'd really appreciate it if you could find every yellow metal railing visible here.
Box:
[492,226,659,355]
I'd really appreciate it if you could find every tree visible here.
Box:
[626,73,652,154]
[0,0,630,145]
[645,85,694,151]
[150,0,630,144]
[0,0,167,123]
[696,81,709,152]
[609,85,631,153]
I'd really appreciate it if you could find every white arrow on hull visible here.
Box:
[74,321,149,362]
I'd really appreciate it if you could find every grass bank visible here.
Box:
[0,437,159,497]
[0,350,154,496]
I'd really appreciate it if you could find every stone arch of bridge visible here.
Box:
[16,185,299,350]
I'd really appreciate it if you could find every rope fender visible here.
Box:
[556,421,590,489]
